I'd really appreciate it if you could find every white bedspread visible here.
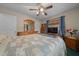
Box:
[0,34,66,56]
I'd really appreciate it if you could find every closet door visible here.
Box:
[0,13,17,36]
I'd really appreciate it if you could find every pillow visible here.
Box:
[0,34,7,43]
[75,31,79,39]
[0,33,13,45]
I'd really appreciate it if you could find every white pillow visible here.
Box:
[0,34,7,42]
[0,34,13,44]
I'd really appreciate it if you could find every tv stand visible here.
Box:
[47,33,59,36]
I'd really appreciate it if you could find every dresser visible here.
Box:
[17,19,38,36]
[17,31,38,36]
[64,36,79,51]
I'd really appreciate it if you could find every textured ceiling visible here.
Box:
[0,3,79,20]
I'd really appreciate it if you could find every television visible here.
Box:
[48,27,58,33]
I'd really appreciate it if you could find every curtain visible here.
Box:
[46,16,65,36]
[59,16,65,36]
[45,20,49,33]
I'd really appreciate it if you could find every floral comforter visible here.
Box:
[0,34,66,56]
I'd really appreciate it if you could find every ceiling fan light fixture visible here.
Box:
[36,11,40,16]
[41,12,44,15]
[36,11,39,14]
[40,8,44,12]
[29,4,53,16]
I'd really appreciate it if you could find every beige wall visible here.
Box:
[49,7,79,30]
[1,6,79,33]
[0,7,42,33]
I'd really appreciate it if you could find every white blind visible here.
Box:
[0,13,17,36]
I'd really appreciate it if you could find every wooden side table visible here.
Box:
[64,36,79,51]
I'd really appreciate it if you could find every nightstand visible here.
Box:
[64,36,79,51]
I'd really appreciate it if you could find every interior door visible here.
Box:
[0,13,17,36]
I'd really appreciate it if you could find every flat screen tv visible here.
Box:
[48,27,58,33]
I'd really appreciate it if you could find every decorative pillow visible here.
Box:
[0,34,13,45]
[0,34,7,43]
[76,31,79,39]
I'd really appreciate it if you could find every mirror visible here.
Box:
[24,19,34,32]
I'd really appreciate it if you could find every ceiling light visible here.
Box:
[36,11,39,14]
[40,8,44,12]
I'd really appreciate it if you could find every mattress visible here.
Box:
[0,34,66,56]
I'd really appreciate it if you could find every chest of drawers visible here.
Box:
[64,36,79,51]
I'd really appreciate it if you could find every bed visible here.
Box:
[0,34,66,56]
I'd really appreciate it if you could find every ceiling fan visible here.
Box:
[29,4,53,16]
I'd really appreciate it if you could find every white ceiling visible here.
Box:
[0,3,79,20]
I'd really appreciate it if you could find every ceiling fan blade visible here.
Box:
[45,5,53,9]
[37,13,39,16]
[42,12,47,15]
[29,9,37,10]
[44,12,47,15]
